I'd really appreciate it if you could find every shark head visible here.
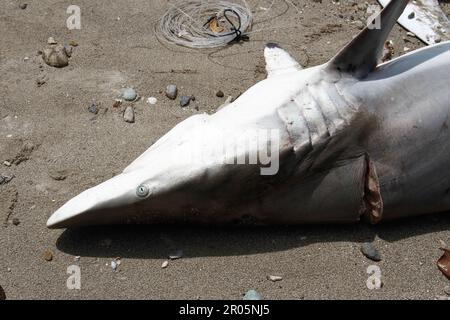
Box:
[47,114,228,228]
[47,168,151,228]
[47,0,413,228]
[47,111,281,228]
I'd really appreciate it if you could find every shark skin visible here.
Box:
[47,0,450,229]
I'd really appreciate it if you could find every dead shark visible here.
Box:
[47,0,450,229]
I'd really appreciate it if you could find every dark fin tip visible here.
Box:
[328,0,410,78]
[265,43,280,49]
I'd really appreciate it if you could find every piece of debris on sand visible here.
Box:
[42,44,70,68]
[0,285,6,300]
[267,275,283,282]
[437,241,450,279]
[1,187,18,227]
[43,250,53,262]
[2,139,37,166]
[0,174,14,185]
[381,40,394,62]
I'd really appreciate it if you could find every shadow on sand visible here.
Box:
[55,212,450,259]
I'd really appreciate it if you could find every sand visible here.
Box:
[0,0,449,300]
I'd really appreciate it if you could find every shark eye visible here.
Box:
[136,185,150,198]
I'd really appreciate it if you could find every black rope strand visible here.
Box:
[203,8,249,44]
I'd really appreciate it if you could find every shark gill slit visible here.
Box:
[278,81,382,223]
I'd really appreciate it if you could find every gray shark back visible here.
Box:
[347,42,450,219]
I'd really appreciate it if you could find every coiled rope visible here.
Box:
[156,0,253,49]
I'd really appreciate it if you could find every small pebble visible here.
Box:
[122,88,137,101]
[147,97,157,105]
[43,250,53,262]
[123,106,135,123]
[88,102,98,114]
[434,36,442,44]
[355,20,365,30]
[169,250,183,260]
[19,3,27,9]
[47,37,57,45]
[180,95,191,108]
[444,285,450,296]
[74,256,80,262]
[42,44,69,67]
[216,90,224,98]
[165,84,178,100]
[361,242,381,262]
[12,218,20,226]
[49,169,68,181]
[403,47,411,52]
[408,12,415,19]
[243,290,262,300]
[161,260,169,268]
[3,161,11,167]
[268,275,283,282]
[69,40,78,47]
[111,260,118,271]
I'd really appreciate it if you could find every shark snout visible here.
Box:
[47,172,144,229]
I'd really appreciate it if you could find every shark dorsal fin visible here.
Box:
[264,43,302,78]
[328,0,409,78]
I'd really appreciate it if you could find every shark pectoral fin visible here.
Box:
[264,43,302,78]
[328,0,409,78]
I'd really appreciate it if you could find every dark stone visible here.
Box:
[88,102,99,114]
[180,96,191,108]
[361,242,382,262]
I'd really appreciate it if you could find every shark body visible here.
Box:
[47,0,450,229]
